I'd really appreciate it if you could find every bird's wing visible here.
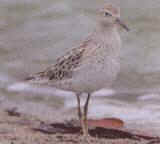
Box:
[25,40,91,82]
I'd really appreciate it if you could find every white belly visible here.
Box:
[71,57,120,93]
[51,56,120,93]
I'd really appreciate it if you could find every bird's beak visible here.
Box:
[116,18,130,32]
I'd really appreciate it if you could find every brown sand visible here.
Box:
[0,109,160,144]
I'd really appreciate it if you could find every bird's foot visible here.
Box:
[80,134,91,144]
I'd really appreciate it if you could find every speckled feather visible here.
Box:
[25,40,90,82]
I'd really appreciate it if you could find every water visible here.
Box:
[0,0,160,135]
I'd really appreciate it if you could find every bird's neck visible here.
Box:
[93,22,119,44]
[96,21,117,34]
[90,22,121,57]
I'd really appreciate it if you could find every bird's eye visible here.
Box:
[105,12,111,16]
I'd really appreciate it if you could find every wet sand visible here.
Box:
[0,109,159,144]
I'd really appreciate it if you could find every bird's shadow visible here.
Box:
[32,121,159,141]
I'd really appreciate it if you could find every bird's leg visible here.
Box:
[76,93,86,135]
[82,93,91,136]
[76,93,91,137]
[76,93,82,122]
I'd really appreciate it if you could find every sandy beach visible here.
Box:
[0,108,159,144]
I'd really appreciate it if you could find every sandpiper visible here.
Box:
[25,3,129,136]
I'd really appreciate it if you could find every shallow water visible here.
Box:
[0,0,160,134]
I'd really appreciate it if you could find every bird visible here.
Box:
[24,3,129,136]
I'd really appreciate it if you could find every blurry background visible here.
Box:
[0,0,160,134]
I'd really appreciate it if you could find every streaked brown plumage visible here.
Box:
[26,44,86,81]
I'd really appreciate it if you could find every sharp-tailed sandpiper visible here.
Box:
[25,3,129,136]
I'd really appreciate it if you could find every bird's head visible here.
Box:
[98,4,129,31]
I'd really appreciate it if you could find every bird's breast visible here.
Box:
[71,50,120,92]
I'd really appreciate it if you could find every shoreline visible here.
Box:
[0,108,160,144]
